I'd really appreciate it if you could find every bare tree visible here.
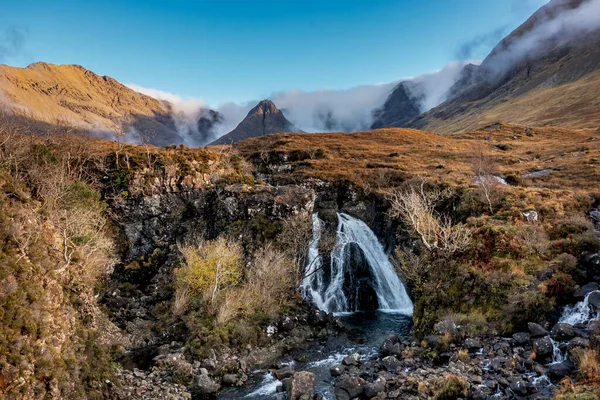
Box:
[388,181,471,254]
[113,119,128,168]
[135,127,157,168]
[471,142,503,214]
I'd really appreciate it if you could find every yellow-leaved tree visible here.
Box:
[175,237,243,314]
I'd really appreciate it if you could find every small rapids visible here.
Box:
[559,290,600,325]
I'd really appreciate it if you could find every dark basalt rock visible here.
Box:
[547,360,575,382]
[573,283,599,299]
[334,375,367,400]
[528,322,549,338]
[551,323,576,341]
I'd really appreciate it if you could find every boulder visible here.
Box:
[533,337,553,360]
[551,323,576,341]
[364,377,386,398]
[273,366,294,380]
[221,374,238,386]
[509,379,528,396]
[335,376,367,400]
[528,322,549,338]
[588,291,600,310]
[342,353,361,366]
[567,337,590,354]
[192,372,220,395]
[308,309,329,326]
[512,332,531,345]
[330,364,345,377]
[380,335,403,357]
[381,356,402,372]
[423,335,440,348]
[573,283,599,299]
[464,338,483,351]
[289,371,315,400]
[547,360,575,382]
[278,315,295,332]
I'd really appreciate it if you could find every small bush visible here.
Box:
[435,375,468,400]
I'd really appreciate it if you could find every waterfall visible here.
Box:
[549,338,565,365]
[302,213,413,315]
[559,290,600,325]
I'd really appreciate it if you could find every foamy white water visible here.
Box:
[302,213,413,315]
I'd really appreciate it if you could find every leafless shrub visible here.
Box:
[471,142,503,214]
[517,224,549,256]
[278,213,313,285]
[388,182,471,254]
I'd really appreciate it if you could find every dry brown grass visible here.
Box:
[233,123,600,193]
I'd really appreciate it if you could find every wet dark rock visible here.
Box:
[289,371,315,400]
[533,337,553,360]
[512,332,531,345]
[547,360,575,382]
[278,315,295,332]
[509,379,528,396]
[573,283,599,299]
[364,377,386,398]
[528,322,549,338]
[330,364,345,377]
[380,335,403,357]
[342,353,361,366]
[334,376,367,400]
[551,323,576,341]
[273,366,294,380]
[381,356,402,372]
[588,291,600,310]
[308,309,330,327]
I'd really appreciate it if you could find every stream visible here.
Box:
[219,311,412,399]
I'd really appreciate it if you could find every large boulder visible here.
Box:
[588,291,600,310]
[364,377,386,398]
[289,371,315,400]
[551,323,576,341]
[547,360,575,383]
[512,332,531,345]
[567,337,590,355]
[330,364,345,377]
[573,283,599,299]
[533,337,553,360]
[192,371,220,395]
[335,376,367,400]
[528,322,549,338]
[342,353,361,366]
[273,366,294,380]
[381,356,402,372]
[380,335,403,357]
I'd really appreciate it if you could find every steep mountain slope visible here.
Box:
[0,62,185,145]
[410,0,600,133]
[370,81,422,129]
[211,99,300,145]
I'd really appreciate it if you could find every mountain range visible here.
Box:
[0,0,599,145]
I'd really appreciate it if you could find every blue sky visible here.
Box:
[1,0,547,105]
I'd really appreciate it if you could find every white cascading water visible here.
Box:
[549,338,565,365]
[559,290,600,325]
[301,213,413,315]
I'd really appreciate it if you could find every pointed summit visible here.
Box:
[211,99,300,145]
